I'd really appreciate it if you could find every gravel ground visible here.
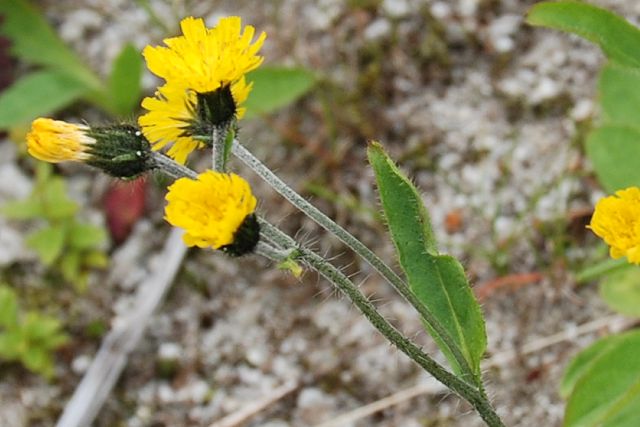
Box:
[1,0,638,426]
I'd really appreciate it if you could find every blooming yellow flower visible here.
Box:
[143,16,265,93]
[589,186,640,264]
[139,16,264,164]
[139,77,251,164]
[165,170,258,253]
[27,118,94,163]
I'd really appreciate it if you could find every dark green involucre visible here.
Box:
[86,125,153,178]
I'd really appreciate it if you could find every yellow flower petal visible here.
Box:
[590,186,640,264]
[143,16,266,93]
[164,171,257,249]
[26,118,94,163]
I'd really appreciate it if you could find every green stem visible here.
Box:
[232,140,477,384]
[151,152,197,179]
[257,220,505,427]
[211,126,228,172]
[150,153,504,426]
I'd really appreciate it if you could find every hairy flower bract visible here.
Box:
[27,118,93,163]
[165,171,257,249]
[589,186,640,264]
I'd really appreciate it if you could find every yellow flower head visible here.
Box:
[143,16,266,92]
[589,187,640,264]
[139,77,251,164]
[165,170,259,254]
[27,118,94,163]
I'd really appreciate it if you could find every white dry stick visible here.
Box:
[208,381,299,427]
[314,314,633,427]
[56,229,188,427]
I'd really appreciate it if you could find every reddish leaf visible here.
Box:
[103,178,146,244]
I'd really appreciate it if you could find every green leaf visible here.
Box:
[0,286,19,328]
[243,67,316,118]
[60,251,81,284]
[599,63,640,126]
[68,223,107,250]
[527,1,640,68]
[0,0,101,89]
[575,257,630,284]
[563,330,640,427]
[560,336,613,399]
[367,142,486,379]
[599,267,640,316]
[38,177,77,219]
[585,125,640,193]
[0,199,44,220]
[0,71,90,129]
[26,226,66,266]
[107,43,143,116]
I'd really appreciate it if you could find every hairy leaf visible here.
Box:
[368,142,486,380]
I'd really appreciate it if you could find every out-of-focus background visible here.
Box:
[0,0,637,426]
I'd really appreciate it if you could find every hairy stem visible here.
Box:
[232,140,477,384]
[257,220,505,427]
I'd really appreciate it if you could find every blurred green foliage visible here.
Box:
[0,163,108,291]
[0,0,143,126]
[0,285,68,379]
[528,3,640,426]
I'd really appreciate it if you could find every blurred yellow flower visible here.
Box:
[589,186,640,264]
[143,16,265,93]
[165,170,258,252]
[27,118,93,163]
[139,77,251,165]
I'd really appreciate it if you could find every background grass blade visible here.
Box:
[368,142,486,380]
[0,0,102,90]
[0,70,90,128]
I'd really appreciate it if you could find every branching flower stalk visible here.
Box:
[24,15,505,427]
[149,150,504,427]
[231,139,480,385]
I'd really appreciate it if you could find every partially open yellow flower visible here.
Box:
[139,77,251,164]
[143,16,265,93]
[165,170,259,254]
[26,118,153,178]
[27,118,93,163]
[589,187,640,264]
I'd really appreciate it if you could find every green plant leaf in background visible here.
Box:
[107,43,143,117]
[585,125,640,193]
[243,67,316,118]
[599,267,640,317]
[561,330,640,427]
[26,226,66,266]
[367,142,486,381]
[0,0,101,90]
[0,286,19,328]
[0,70,90,128]
[0,199,44,220]
[527,1,640,68]
[67,223,107,250]
[599,63,640,126]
